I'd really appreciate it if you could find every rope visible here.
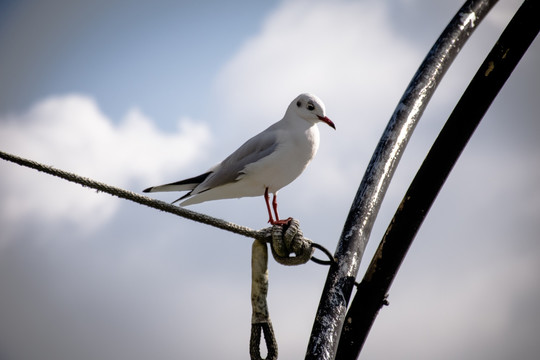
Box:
[0,149,267,239]
[250,239,278,360]
[270,219,313,265]
[250,219,333,359]
[0,149,336,266]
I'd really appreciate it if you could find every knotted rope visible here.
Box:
[270,219,313,266]
[250,219,334,359]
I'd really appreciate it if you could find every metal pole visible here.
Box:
[337,0,540,357]
[305,1,498,359]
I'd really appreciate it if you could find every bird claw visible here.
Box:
[269,217,293,226]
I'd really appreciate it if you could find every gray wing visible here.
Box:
[194,129,280,192]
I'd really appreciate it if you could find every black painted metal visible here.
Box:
[337,0,540,358]
[305,1,498,359]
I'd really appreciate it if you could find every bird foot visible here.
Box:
[269,217,293,226]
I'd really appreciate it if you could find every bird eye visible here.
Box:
[296,101,302,107]
[307,102,315,111]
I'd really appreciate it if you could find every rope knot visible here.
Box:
[270,219,314,266]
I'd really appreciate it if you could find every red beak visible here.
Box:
[317,115,336,130]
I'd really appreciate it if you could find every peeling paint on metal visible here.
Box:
[459,10,477,30]
[484,60,495,76]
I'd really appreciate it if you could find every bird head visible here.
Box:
[289,93,336,130]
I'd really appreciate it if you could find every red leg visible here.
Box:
[271,192,292,226]
[264,188,276,224]
[272,193,280,221]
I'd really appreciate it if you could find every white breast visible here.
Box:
[242,123,320,193]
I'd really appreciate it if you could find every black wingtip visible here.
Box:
[143,187,153,193]
[171,191,191,205]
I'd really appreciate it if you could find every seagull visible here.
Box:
[143,93,335,225]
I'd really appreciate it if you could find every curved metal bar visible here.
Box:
[337,0,539,357]
[305,1,498,359]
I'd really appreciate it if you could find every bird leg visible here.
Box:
[264,188,276,224]
[264,188,291,226]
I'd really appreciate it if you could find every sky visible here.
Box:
[0,0,539,359]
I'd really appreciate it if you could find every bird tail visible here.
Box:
[143,171,212,204]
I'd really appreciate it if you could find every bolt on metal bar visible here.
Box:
[336,0,540,358]
[305,1,498,359]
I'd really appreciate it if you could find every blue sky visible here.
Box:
[0,0,277,123]
[1,0,539,359]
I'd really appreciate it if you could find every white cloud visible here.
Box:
[0,94,211,231]
[215,0,419,125]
